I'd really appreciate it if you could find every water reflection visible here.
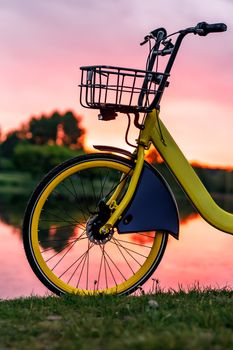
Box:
[154,216,233,291]
[0,221,48,299]
[0,193,232,298]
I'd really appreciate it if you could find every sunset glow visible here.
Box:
[0,0,233,166]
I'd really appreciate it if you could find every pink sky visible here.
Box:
[0,0,233,166]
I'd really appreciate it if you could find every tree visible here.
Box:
[28,110,85,148]
[0,110,86,169]
[0,130,22,158]
[61,111,84,148]
[13,144,84,175]
[28,112,61,145]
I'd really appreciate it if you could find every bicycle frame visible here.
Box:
[100,109,233,236]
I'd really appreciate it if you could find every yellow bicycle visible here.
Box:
[23,21,232,296]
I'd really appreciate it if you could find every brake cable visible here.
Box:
[125,113,137,148]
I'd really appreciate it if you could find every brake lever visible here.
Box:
[162,39,174,50]
[140,35,153,46]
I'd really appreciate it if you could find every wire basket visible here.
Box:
[79,65,166,113]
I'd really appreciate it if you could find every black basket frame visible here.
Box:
[79,65,169,114]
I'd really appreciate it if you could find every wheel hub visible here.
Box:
[86,215,114,244]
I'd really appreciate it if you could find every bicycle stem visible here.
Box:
[150,31,187,109]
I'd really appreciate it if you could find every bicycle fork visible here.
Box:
[99,145,145,234]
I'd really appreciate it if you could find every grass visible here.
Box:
[0,288,232,350]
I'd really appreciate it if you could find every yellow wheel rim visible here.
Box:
[30,159,165,295]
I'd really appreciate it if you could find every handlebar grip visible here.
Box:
[196,22,227,36]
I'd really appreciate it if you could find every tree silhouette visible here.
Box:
[61,111,84,148]
[0,131,22,158]
[28,110,85,148]
[29,112,60,145]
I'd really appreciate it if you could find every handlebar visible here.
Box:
[141,21,227,110]
[183,22,227,36]
[194,21,227,36]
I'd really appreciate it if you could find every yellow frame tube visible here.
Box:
[100,145,145,232]
[144,109,233,235]
[106,172,128,206]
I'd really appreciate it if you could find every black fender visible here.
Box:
[117,161,179,239]
[93,145,179,239]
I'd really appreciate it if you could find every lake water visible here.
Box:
[0,211,232,299]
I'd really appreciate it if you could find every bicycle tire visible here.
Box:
[23,153,168,296]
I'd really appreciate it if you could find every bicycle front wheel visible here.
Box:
[23,153,168,296]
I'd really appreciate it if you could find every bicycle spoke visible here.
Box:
[86,240,90,290]
[115,237,152,248]
[113,238,135,274]
[49,239,80,269]
[39,223,84,232]
[43,201,83,227]
[104,169,132,199]
[55,187,89,222]
[76,241,91,288]
[41,241,76,254]
[112,237,148,258]
[98,168,111,201]
[40,237,88,253]
[76,172,91,215]
[99,245,117,287]
[44,230,86,262]
[44,240,75,266]
[59,243,95,280]
[66,177,90,220]
[100,168,110,199]
[105,175,122,200]
[104,251,109,289]
[96,248,104,290]
[40,210,77,225]
[40,237,78,243]
[111,237,143,266]
[102,246,127,281]
[90,175,98,205]
[41,229,86,247]
[64,251,89,283]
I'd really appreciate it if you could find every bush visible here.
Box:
[13,144,84,175]
[0,157,15,171]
